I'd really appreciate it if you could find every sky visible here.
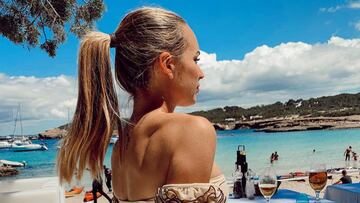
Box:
[1,0,360,135]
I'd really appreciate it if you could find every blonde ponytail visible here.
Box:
[57,32,120,183]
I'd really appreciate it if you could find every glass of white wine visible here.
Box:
[259,167,277,202]
[309,163,327,202]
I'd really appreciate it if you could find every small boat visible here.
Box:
[65,186,84,197]
[11,143,48,152]
[328,167,359,174]
[83,191,102,202]
[12,136,32,146]
[0,141,12,149]
[277,171,308,181]
[0,159,26,167]
[6,104,40,151]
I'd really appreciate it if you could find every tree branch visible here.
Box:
[27,11,42,28]
[44,0,62,22]
[40,16,47,41]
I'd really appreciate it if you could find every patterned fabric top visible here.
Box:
[155,183,226,202]
[113,174,228,203]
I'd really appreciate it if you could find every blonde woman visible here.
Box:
[57,7,228,202]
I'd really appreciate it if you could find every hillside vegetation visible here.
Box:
[191,93,360,123]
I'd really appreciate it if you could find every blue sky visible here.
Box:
[1,0,360,135]
[1,0,359,77]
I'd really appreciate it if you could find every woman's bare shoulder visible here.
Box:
[158,113,217,183]
[167,112,212,125]
[155,113,217,146]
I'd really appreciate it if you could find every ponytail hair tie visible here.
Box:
[109,33,117,48]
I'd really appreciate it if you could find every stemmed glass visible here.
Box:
[309,163,327,202]
[259,167,277,202]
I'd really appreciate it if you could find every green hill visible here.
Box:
[191,93,360,123]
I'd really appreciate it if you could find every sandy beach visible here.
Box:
[64,172,360,202]
[278,172,360,197]
[65,188,113,203]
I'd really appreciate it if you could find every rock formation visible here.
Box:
[0,166,19,177]
[38,128,67,139]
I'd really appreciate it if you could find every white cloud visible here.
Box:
[190,36,360,110]
[2,36,360,134]
[320,5,343,13]
[0,73,132,135]
[0,74,78,135]
[349,2,360,9]
[320,1,360,12]
[0,74,77,122]
[328,36,360,47]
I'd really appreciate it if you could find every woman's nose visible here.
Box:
[198,68,204,80]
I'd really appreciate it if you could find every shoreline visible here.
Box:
[214,115,360,132]
[2,115,360,139]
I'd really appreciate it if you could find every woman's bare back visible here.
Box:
[111,110,222,201]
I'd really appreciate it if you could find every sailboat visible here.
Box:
[11,143,48,152]
[0,141,12,149]
[0,159,26,167]
[10,104,48,152]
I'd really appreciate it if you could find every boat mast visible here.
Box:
[12,105,19,139]
[19,104,23,137]
[67,107,70,129]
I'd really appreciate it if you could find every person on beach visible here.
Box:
[344,146,352,161]
[333,170,352,184]
[92,176,112,203]
[270,153,275,163]
[352,152,358,161]
[274,151,279,160]
[103,165,112,192]
[57,7,228,203]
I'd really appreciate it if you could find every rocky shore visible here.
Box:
[0,166,18,177]
[32,115,360,139]
[38,128,67,139]
[214,115,360,132]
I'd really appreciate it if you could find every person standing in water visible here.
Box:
[91,176,111,203]
[344,146,352,161]
[274,151,279,160]
[103,165,112,192]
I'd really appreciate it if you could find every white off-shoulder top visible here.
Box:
[113,174,229,203]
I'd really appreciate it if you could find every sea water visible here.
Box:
[1,128,360,183]
[216,128,360,177]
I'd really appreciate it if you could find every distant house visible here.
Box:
[225,118,235,122]
[241,115,247,121]
[250,115,263,120]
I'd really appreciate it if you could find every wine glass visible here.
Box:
[259,167,277,202]
[309,163,327,202]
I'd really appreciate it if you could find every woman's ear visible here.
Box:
[157,52,175,79]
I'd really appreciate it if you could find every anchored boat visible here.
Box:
[11,143,48,152]
[0,159,26,167]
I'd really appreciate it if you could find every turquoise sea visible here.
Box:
[1,128,360,184]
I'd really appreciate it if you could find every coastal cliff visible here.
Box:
[0,166,18,177]
[194,92,360,132]
[38,128,67,139]
[213,115,360,132]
